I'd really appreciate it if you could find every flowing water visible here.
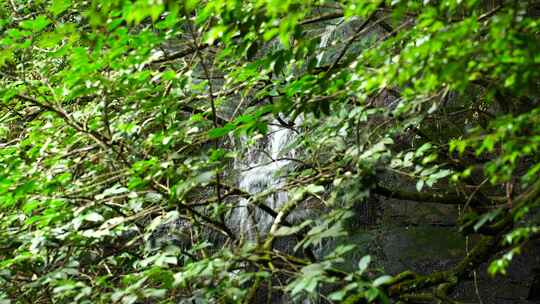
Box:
[233,122,297,239]
[231,20,344,240]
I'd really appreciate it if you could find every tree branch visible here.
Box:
[373,184,485,206]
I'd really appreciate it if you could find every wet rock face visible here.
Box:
[455,240,540,304]
[528,267,540,301]
[379,226,465,274]
[147,218,192,251]
[210,116,540,304]
[341,197,540,304]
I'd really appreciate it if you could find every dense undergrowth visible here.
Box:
[0,0,539,303]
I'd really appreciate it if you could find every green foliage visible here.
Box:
[0,0,539,303]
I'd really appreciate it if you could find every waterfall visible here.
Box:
[317,23,337,66]
[233,122,296,239]
[231,21,344,240]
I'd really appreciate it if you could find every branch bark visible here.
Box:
[373,184,485,206]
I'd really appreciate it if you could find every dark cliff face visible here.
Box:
[528,267,540,301]
[227,127,540,303]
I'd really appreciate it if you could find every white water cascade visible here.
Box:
[233,121,297,239]
[231,22,342,240]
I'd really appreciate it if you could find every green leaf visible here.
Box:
[20,15,50,32]
[305,184,325,194]
[372,275,392,287]
[357,255,371,273]
[205,25,227,45]
[49,0,71,16]
[365,288,380,302]
[474,208,503,232]
[208,124,235,139]
[274,221,311,237]
[84,212,104,222]
[416,179,425,192]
